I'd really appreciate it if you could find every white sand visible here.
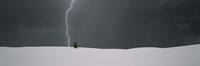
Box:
[0,45,199,66]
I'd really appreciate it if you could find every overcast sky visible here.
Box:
[0,0,200,48]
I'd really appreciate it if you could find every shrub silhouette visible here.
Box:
[73,42,78,48]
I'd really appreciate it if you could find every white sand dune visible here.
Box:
[0,45,200,66]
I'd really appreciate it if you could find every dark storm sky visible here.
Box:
[0,0,200,48]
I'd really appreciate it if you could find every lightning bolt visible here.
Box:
[66,0,75,47]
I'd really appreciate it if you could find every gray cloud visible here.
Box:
[70,0,200,48]
[0,0,200,48]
